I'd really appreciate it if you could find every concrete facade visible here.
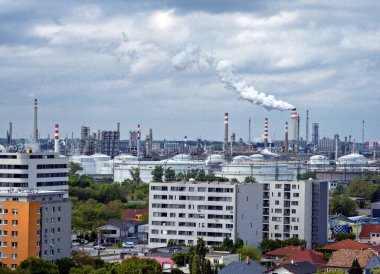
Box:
[0,152,68,194]
[149,181,263,248]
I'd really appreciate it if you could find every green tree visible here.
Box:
[130,167,141,186]
[346,177,372,199]
[113,257,162,274]
[297,171,316,180]
[172,252,190,267]
[191,254,201,274]
[221,237,234,251]
[171,269,185,274]
[349,258,362,274]
[17,257,59,274]
[165,168,176,182]
[55,257,75,274]
[335,233,356,241]
[175,172,185,181]
[332,184,346,197]
[69,162,83,177]
[237,246,261,261]
[259,239,283,253]
[0,266,13,274]
[230,178,239,183]
[330,194,358,216]
[234,238,244,250]
[196,170,206,181]
[244,176,257,183]
[152,166,164,182]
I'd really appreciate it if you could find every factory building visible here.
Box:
[0,152,68,194]
[100,127,120,158]
[0,190,71,269]
[149,180,263,248]
[79,126,96,156]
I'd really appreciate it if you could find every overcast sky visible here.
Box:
[1,0,379,142]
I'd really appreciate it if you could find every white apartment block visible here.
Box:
[0,152,69,195]
[149,181,263,248]
[262,180,329,248]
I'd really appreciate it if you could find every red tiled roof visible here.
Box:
[265,246,326,268]
[359,224,380,239]
[327,249,377,268]
[266,246,322,258]
[322,239,371,251]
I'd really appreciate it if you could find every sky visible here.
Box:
[1,0,379,142]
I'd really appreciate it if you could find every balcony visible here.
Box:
[263,216,269,223]
[263,201,270,207]
[263,225,269,232]
[284,209,290,216]
[263,208,269,215]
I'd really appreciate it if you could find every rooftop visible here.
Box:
[327,249,377,268]
[359,224,380,238]
[322,239,371,251]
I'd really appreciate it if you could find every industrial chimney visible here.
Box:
[290,108,298,152]
[264,118,268,148]
[137,124,141,160]
[54,124,59,153]
[224,113,229,154]
[184,135,188,152]
[33,98,39,143]
[285,121,289,153]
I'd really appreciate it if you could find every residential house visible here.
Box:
[219,257,267,274]
[266,261,318,274]
[358,224,380,245]
[326,249,380,274]
[97,219,140,244]
[205,251,240,267]
[322,239,371,252]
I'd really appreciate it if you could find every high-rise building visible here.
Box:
[149,181,263,248]
[0,190,71,270]
[0,152,68,193]
[262,180,329,248]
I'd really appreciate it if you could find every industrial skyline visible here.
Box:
[0,1,379,141]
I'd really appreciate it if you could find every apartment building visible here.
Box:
[0,190,71,270]
[149,181,263,248]
[262,180,329,248]
[0,152,68,194]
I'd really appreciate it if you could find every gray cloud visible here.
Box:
[0,0,379,142]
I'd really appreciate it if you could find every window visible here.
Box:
[11,254,17,260]
[275,184,282,189]
[12,220,18,226]
[293,193,299,197]
[57,217,61,222]
[12,209,18,216]
[3,220,8,225]
[11,264,17,270]
[37,219,40,225]
[293,226,299,231]
[50,218,54,224]
[291,209,297,214]
[53,207,55,213]
[2,253,7,258]
[11,242,17,248]
[3,231,8,236]
[58,206,61,212]
[275,200,280,205]
[277,192,281,197]
[275,225,279,230]
[4,209,8,214]
[292,185,297,189]
[291,201,299,206]
[275,209,282,213]
[11,231,18,237]
[57,248,60,254]
[57,227,61,233]
[36,242,40,247]
[2,242,7,247]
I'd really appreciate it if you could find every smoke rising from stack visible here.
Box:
[172,44,294,111]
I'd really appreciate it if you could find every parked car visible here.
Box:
[122,242,135,248]
[72,242,80,246]
[94,245,106,250]
[80,239,88,244]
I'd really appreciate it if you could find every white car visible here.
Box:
[72,242,80,246]
[94,245,106,250]
[122,242,134,248]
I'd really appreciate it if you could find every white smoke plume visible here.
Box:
[172,44,294,111]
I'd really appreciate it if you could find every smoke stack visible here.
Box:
[224,113,229,154]
[7,122,12,146]
[285,122,289,153]
[248,117,251,144]
[137,124,141,160]
[264,118,268,148]
[290,108,298,152]
[33,98,39,143]
[362,120,365,144]
[184,135,188,149]
[306,110,309,144]
[335,134,339,161]
[54,124,59,153]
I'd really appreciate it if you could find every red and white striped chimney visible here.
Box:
[264,117,268,148]
[224,113,228,152]
[285,121,289,153]
[54,124,59,153]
